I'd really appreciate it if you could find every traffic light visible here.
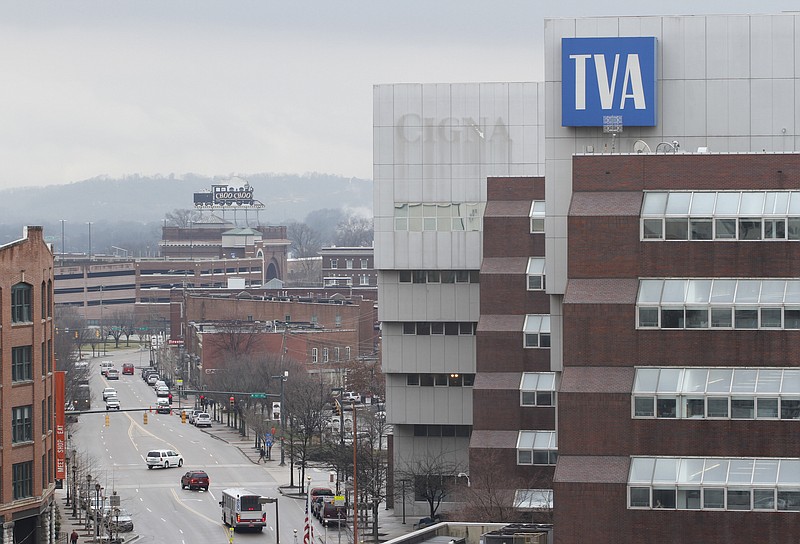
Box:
[74,331,79,339]
[143,413,148,425]
[181,411,187,424]
[229,396,235,409]
[334,399,342,417]
[200,395,205,409]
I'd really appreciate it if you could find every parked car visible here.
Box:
[155,398,171,414]
[100,361,114,376]
[122,363,135,375]
[107,369,120,380]
[146,373,160,385]
[102,387,117,401]
[180,470,210,491]
[154,380,166,389]
[188,410,201,424]
[310,487,334,518]
[104,509,134,532]
[105,398,121,410]
[194,413,212,427]
[146,449,183,469]
[156,385,170,398]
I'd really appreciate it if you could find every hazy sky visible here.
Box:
[1,2,797,189]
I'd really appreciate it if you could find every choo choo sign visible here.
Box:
[562,36,657,127]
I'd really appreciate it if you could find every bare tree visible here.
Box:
[342,358,385,402]
[335,215,373,247]
[284,369,328,486]
[165,208,203,228]
[354,411,390,541]
[287,222,322,259]
[395,453,463,520]
[106,309,135,348]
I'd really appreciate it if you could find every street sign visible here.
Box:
[264,433,273,447]
[250,393,267,399]
[176,379,183,386]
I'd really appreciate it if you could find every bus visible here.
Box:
[219,488,266,532]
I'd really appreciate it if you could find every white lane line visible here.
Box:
[161,517,166,523]
[146,507,152,512]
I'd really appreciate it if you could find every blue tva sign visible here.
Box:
[562,36,657,127]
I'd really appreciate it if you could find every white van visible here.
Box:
[146,449,183,469]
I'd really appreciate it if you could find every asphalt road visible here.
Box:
[72,348,319,544]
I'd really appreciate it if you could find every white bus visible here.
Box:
[219,488,266,532]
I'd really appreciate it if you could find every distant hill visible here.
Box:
[0,172,372,253]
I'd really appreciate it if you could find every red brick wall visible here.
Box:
[472,388,556,431]
[476,330,550,372]
[480,274,547,315]
[555,481,800,543]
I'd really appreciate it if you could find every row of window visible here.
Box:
[642,191,800,241]
[629,457,800,512]
[517,430,558,466]
[523,315,551,348]
[310,346,351,363]
[406,373,475,387]
[398,270,480,284]
[635,395,800,420]
[402,322,477,336]
[329,258,370,270]
[637,279,800,330]
[412,425,471,437]
[394,203,485,232]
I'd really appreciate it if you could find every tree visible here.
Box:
[304,208,345,245]
[106,309,135,348]
[335,215,373,247]
[354,411,389,542]
[342,358,384,402]
[395,453,464,519]
[450,451,553,523]
[284,369,328,487]
[164,208,203,228]
[287,222,322,259]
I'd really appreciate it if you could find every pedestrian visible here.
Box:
[259,446,266,463]
[71,529,79,544]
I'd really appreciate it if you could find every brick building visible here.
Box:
[471,177,553,508]
[0,227,58,542]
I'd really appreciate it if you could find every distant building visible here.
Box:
[0,226,58,543]
[319,246,376,288]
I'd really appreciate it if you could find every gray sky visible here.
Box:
[1,2,796,189]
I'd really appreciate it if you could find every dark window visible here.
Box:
[12,406,32,443]
[403,323,416,335]
[399,271,412,283]
[41,282,46,320]
[416,322,430,335]
[406,374,419,386]
[12,346,32,381]
[11,283,32,323]
[463,374,475,387]
[412,271,427,284]
[431,322,444,335]
[444,323,459,335]
[434,374,448,386]
[13,461,33,499]
[420,374,434,387]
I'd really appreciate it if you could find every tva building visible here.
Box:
[376,11,800,542]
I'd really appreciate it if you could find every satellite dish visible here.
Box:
[633,140,652,154]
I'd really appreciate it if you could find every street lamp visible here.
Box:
[85,474,92,530]
[260,497,280,544]
[94,483,101,537]
[65,450,71,506]
[457,472,471,487]
[71,451,78,518]
[271,371,288,466]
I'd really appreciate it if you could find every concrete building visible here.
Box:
[0,226,58,543]
[374,82,544,511]
[547,13,800,543]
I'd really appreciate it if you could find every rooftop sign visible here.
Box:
[562,37,657,127]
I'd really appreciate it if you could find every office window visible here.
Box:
[529,200,545,233]
[523,315,551,348]
[517,431,557,466]
[345,346,351,360]
[11,282,32,323]
[628,457,800,512]
[520,373,557,407]
[12,346,32,381]
[346,259,353,269]
[360,275,370,286]
[13,461,33,500]
[399,270,411,283]
[311,348,318,364]
[334,347,340,362]
[527,257,546,291]
[12,405,32,443]
[330,259,338,269]
[360,259,368,269]
[323,348,329,363]
[41,281,47,320]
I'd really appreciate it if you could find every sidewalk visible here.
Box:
[53,489,131,544]
[201,419,414,543]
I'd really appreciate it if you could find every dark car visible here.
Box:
[180,470,209,491]
[122,363,134,375]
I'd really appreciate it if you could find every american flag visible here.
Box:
[304,489,314,544]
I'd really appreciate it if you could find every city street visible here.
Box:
[69,348,320,544]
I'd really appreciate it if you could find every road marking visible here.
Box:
[146,507,152,512]
[169,488,227,535]
[161,517,167,522]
